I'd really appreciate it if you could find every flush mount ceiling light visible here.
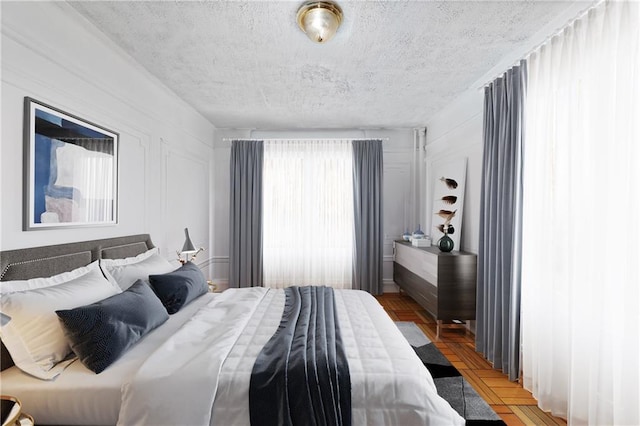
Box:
[296,1,343,43]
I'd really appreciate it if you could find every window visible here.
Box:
[262,139,353,289]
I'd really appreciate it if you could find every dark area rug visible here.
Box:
[396,322,506,426]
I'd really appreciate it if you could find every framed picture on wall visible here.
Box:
[23,97,119,230]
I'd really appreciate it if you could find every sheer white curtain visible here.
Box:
[263,139,353,289]
[521,2,640,424]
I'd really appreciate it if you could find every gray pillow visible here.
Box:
[148,262,207,314]
[56,280,169,374]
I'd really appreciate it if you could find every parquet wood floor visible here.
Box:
[376,292,566,426]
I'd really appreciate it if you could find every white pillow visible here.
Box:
[0,261,121,380]
[1,260,119,294]
[100,247,175,290]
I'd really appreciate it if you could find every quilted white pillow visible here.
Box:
[0,261,121,380]
[100,247,175,290]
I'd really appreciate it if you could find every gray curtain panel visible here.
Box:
[352,139,383,295]
[229,140,263,288]
[476,61,526,381]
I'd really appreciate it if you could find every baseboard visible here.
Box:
[209,278,229,292]
[383,279,399,293]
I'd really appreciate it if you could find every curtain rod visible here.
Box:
[477,0,599,90]
[221,138,390,142]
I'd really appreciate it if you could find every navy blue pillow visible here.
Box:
[148,261,207,314]
[56,280,169,374]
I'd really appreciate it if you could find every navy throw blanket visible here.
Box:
[249,286,351,426]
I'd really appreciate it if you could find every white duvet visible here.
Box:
[118,288,464,426]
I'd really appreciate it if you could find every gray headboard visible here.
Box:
[0,234,155,371]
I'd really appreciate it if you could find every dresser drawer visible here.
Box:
[393,262,437,317]
[395,243,438,285]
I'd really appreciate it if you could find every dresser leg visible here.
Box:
[437,320,442,340]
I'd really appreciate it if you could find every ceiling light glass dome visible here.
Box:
[297,1,343,43]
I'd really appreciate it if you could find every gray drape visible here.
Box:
[229,140,263,288]
[476,61,526,381]
[352,140,383,295]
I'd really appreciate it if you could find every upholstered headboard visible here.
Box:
[0,234,155,371]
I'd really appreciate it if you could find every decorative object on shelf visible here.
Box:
[435,209,457,222]
[411,237,431,247]
[176,228,204,264]
[437,224,455,235]
[296,1,343,43]
[436,215,455,252]
[437,228,455,252]
[402,229,411,241]
[430,158,467,251]
[207,280,218,293]
[412,224,425,240]
[23,97,119,231]
[439,177,459,189]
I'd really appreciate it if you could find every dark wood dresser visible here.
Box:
[393,240,477,337]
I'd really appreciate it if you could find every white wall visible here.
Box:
[210,128,419,292]
[1,3,215,271]
[424,90,484,254]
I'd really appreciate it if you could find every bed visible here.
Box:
[0,235,464,425]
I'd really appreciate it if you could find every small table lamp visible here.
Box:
[176,227,204,264]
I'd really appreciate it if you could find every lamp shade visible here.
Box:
[297,1,343,43]
[181,228,197,254]
[0,312,11,326]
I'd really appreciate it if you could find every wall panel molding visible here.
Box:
[162,141,210,254]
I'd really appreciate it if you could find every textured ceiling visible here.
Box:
[69,1,584,129]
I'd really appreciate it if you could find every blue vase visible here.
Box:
[402,230,411,241]
[412,225,425,240]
